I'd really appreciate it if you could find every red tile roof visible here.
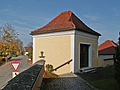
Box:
[31,10,101,36]
[24,45,33,52]
[98,40,117,55]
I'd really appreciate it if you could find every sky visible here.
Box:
[0,0,120,46]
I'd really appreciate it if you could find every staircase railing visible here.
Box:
[53,59,72,71]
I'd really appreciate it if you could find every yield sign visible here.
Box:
[11,62,21,72]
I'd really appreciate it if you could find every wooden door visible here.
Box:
[80,44,89,68]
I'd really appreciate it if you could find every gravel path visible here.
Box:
[40,76,95,90]
[0,56,31,89]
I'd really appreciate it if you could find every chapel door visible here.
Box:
[80,44,89,68]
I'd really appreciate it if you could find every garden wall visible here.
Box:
[2,60,45,90]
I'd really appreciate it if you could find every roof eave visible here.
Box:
[75,28,101,36]
[31,28,101,36]
[98,53,115,55]
[30,28,74,35]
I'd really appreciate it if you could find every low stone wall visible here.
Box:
[2,60,45,90]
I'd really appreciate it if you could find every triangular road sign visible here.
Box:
[11,62,21,72]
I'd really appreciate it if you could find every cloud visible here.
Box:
[0,9,9,13]
[0,8,57,46]
[83,15,100,21]
[0,20,8,26]
[112,7,120,16]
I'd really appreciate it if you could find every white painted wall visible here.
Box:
[99,55,113,60]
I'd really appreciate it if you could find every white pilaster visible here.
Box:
[71,31,77,73]
[33,37,35,64]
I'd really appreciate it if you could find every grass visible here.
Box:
[77,66,119,90]
[90,77,119,90]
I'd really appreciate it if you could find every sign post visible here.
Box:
[10,62,21,78]
[12,72,19,78]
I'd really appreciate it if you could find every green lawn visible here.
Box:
[90,77,119,90]
[77,66,119,90]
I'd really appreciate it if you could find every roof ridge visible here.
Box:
[68,11,76,29]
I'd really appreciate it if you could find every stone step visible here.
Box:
[40,76,95,90]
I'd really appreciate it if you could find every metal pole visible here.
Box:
[118,32,120,45]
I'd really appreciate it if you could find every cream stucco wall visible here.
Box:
[98,55,114,67]
[103,60,114,67]
[97,57,114,67]
[76,35,99,72]
[33,30,100,74]
[34,35,71,74]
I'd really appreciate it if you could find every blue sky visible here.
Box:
[0,0,120,46]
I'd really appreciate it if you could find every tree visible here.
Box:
[16,39,24,55]
[0,24,17,42]
[0,40,7,56]
[26,42,33,60]
[114,33,120,89]
[0,24,23,58]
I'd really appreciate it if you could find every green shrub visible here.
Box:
[46,64,53,72]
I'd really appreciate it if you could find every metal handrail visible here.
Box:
[53,59,72,71]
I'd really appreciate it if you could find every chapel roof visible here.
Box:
[31,10,101,36]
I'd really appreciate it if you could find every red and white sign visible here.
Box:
[11,62,21,72]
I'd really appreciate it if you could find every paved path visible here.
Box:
[40,74,95,90]
[0,56,31,89]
